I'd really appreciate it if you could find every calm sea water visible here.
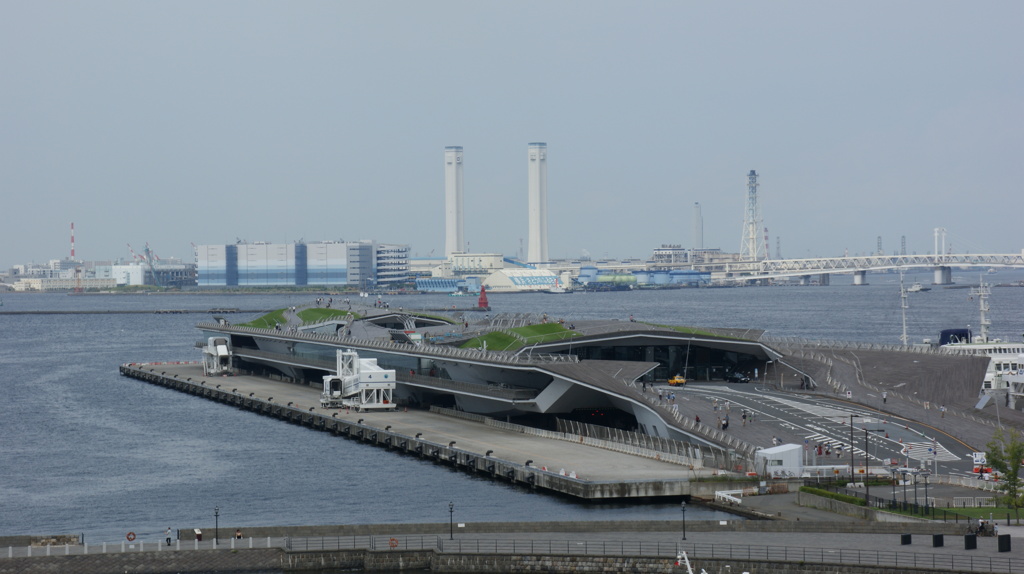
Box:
[1,270,1021,543]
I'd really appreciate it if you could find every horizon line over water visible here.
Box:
[2,271,1022,542]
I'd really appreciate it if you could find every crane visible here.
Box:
[126,243,144,262]
[145,242,161,261]
[142,243,162,287]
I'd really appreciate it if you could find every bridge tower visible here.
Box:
[932,227,952,285]
[740,170,765,261]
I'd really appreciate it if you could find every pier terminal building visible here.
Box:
[197,308,779,451]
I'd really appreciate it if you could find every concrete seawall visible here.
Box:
[171,519,966,540]
[120,363,697,500]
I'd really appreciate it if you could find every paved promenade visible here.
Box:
[153,364,713,482]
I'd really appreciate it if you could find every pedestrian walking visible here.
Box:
[742,411,747,426]
[940,405,946,418]
[166,527,173,546]
[882,391,887,404]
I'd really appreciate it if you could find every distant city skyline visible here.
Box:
[1,2,1021,269]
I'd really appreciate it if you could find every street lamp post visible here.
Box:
[911,470,920,512]
[214,506,220,546]
[921,471,931,515]
[863,428,885,506]
[680,501,687,541]
[889,466,898,508]
[448,501,454,540]
[901,470,908,510]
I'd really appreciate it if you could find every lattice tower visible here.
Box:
[739,170,765,260]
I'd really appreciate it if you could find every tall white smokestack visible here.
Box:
[527,142,548,263]
[444,146,464,257]
[693,202,703,250]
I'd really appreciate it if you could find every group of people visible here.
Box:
[164,527,244,545]
[811,441,844,458]
[971,520,997,536]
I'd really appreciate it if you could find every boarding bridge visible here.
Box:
[321,349,397,412]
[201,337,232,375]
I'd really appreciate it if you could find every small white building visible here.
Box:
[321,349,396,411]
[754,444,804,478]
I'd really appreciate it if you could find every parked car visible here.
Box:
[725,372,751,383]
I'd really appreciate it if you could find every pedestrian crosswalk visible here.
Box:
[802,433,866,457]
[900,441,961,463]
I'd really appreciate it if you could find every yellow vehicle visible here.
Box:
[668,375,686,386]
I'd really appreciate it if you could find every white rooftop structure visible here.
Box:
[482,268,558,292]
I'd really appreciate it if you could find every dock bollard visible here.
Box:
[998,534,1011,553]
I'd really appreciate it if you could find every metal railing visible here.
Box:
[804,479,979,524]
[8,535,1022,572]
[197,322,579,365]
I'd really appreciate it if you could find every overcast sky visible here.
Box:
[2,1,1021,268]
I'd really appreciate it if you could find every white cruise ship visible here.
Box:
[939,281,1024,409]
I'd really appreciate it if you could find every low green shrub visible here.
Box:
[800,485,866,506]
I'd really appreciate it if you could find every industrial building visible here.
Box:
[9,257,194,291]
[196,240,410,288]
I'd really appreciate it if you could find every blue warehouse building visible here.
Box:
[197,240,409,287]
